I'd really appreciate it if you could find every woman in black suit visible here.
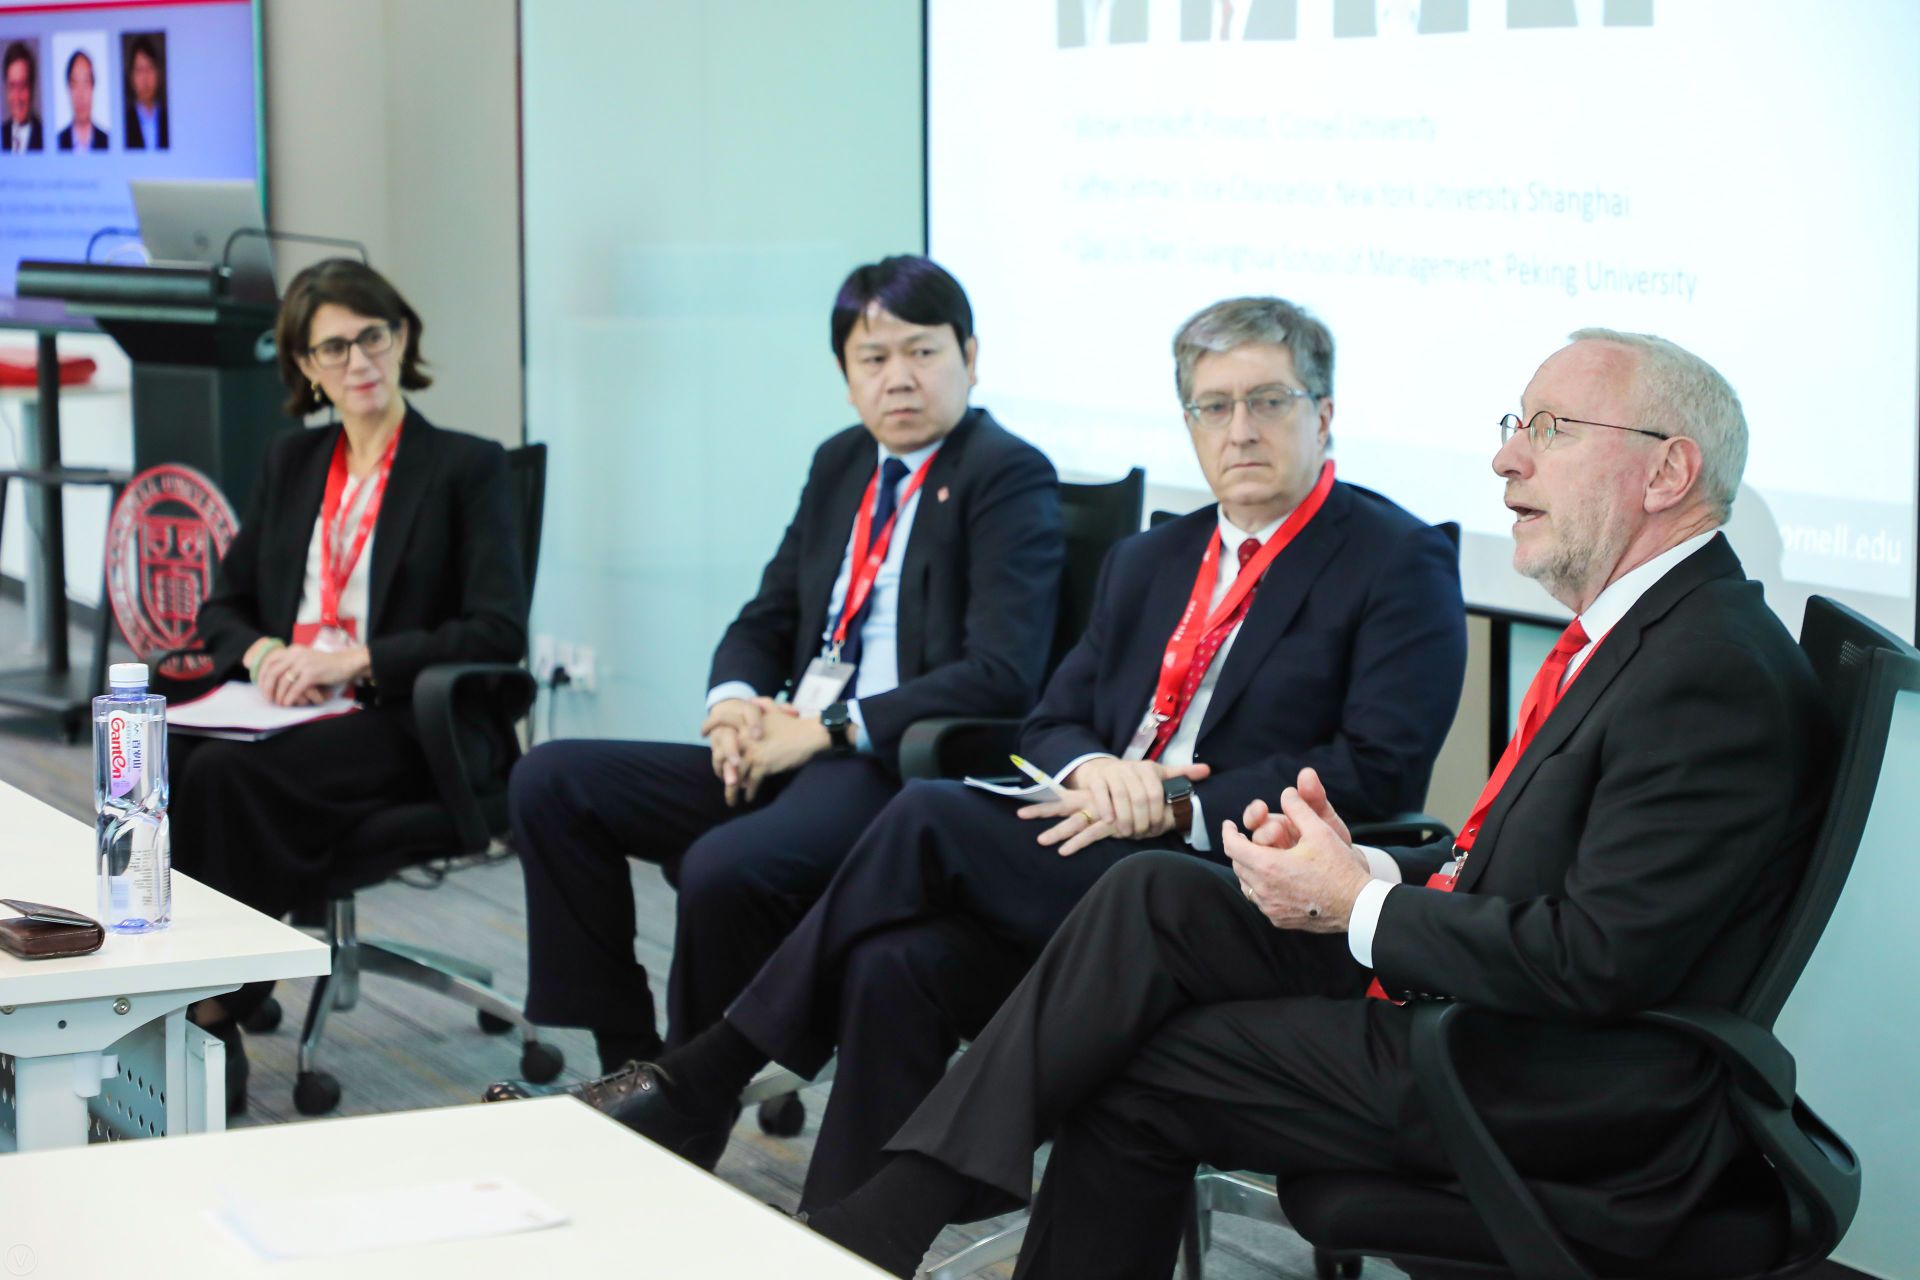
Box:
[172,258,528,1110]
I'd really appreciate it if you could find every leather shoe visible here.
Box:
[603,1062,740,1170]
[483,1058,650,1106]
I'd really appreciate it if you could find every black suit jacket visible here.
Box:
[56,122,108,150]
[1020,480,1467,827]
[195,406,528,701]
[2,118,42,151]
[709,408,1063,765]
[124,102,167,149]
[1372,534,1835,1254]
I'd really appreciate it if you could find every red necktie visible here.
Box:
[1365,616,1592,1000]
[1148,536,1261,760]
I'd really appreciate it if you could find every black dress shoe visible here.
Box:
[483,1058,651,1105]
[601,1063,740,1170]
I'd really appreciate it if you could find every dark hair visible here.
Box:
[273,258,431,417]
[829,255,974,372]
[4,41,34,89]
[127,35,160,70]
[65,49,91,85]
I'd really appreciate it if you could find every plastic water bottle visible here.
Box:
[94,662,170,933]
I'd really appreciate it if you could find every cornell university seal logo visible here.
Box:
[106,465,239,680]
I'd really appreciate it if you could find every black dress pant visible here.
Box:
[883,850,1397,1280]
[510,738,897,1045]
[726,779,1187,1208]
[169,705,435,1020]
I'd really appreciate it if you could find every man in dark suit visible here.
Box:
[123,35,168,151]
[3,42,43,153]
[503,256,1064,1079]
[55,49,107,151]
[797,329,1835,1279]
[517,297,1468,1198]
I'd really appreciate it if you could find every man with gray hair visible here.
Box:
[543,295,1468,1209]
[797,330,1836,1280]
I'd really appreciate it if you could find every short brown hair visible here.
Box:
[274,258,431,417]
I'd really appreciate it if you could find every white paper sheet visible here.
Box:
[963,759,1076,799]
[209,1176,569,1260]
[167,680,358,736]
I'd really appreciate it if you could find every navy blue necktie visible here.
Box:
[837,456,910,671]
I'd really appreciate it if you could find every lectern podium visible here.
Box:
[17,261,286,509]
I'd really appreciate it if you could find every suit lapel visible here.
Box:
[894,415,975,679]
[1193,483,1355,745]
[1111,512,1219,744]
[800,434,879,661]
[268,426,337,636]
[1460,534,1744,891]
[364,408,432,636]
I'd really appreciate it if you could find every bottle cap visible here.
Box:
[109,662,150,688]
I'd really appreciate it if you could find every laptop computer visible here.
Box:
[131,179,278,305]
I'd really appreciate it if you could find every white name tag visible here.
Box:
[792,657,856,715]
[1122,709,1164,761]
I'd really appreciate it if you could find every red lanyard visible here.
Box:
[318,423,403,628]
[1148,460,1337,723]
[829,449,941,653]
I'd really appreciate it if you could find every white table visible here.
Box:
[0,1096,890,1277]
[0,780,329,1151]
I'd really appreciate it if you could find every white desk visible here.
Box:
[0,779,329,1151]
[0,1096,890,1278]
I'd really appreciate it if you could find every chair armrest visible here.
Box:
[1350,812,1454,847]
[412,662,537,855]
[1409,1002,1596,1280]
[897,716,1024,781]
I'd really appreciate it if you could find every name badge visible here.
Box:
[1122,709,1164,761]
[792,657,856,715]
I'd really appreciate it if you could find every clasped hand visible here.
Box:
[1016,756,1212,857]
[252,642,368,707]
[1220,766,1372,932]
[701,697,830,806]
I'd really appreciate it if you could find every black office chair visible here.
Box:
[254,443,561,1116]
[1191,594,1895,1280]
[895,467,1146,780]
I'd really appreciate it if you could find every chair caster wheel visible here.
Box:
[1313,1250,1362,1279]
[521,1041,564,1084]
[478,1010,515,1035]
[758,1092,806,1137]
[293,1070,341,1115]
[241,997,283,1034]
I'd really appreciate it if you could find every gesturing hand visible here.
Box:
[1222,770,1371,932]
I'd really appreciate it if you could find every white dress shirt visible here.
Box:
[294,469,379,636]
[1346,527,1722,968]
[1061,506,1289,850]
[706,439,936,748]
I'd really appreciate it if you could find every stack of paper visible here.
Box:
[167,680,359,741]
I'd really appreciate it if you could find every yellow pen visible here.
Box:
[1009,754,1073,803]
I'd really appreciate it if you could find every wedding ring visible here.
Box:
[1080,809,1099,825]
[1241,883,1256,902]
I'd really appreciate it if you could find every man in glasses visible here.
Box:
[501,255,1065,1085]
[502,296,1467,1212]
[796,329,1835,1279]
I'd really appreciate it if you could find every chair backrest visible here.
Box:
[1051,468,1145,670]
[1743,595,1920,1028]
[506,443,548,597]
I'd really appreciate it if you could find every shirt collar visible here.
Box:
[1216,506,1288,548]
[1576,528,1720,640]
[876,438,941,475]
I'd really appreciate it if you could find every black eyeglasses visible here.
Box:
[307,322,396,368]
[1499,410,1671,451]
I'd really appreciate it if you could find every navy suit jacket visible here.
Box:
[709,408,1064,767]
[1019,479,1466,828]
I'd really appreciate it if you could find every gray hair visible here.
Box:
[1173,297,1334,404]
[1568,327,1747,521]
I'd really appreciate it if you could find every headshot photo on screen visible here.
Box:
[52,32,110,152]
[1059,0,1148,46]
[122,31,168,150]
[3,36,43,153]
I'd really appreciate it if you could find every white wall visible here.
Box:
[520,0,924,743]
